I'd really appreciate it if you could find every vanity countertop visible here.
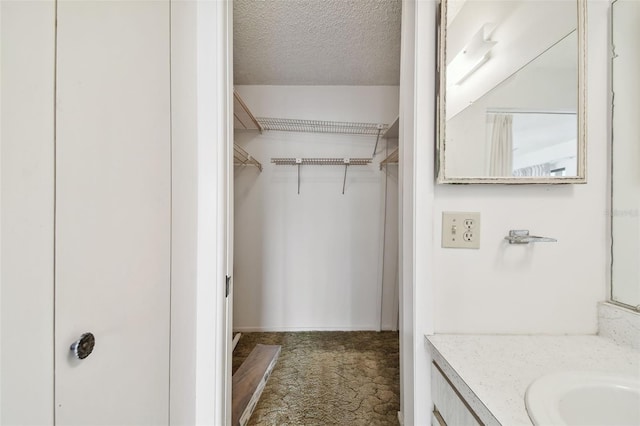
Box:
[425,334,640,425]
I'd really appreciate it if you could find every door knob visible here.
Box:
[70,332,95,359]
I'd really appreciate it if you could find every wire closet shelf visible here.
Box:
[271,157,373,195]
[271,157,372,166]
[256,118,387,136]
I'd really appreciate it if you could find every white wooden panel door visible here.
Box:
[55,1,171,424]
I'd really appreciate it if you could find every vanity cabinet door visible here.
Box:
[431,363,482,426]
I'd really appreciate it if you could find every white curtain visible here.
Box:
[489,114,513,176]
[513,163,552,177]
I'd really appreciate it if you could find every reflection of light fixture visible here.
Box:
[447,24,497,87]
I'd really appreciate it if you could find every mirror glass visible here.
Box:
[437,0,586,183]
[611,0,640,309]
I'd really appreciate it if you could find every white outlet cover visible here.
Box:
[442,212,480,249]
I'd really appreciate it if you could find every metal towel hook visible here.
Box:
[505,230,557,244]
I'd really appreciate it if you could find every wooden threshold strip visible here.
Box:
[232,344,281,426]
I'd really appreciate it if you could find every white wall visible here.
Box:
[0,2,55,424]
[611,0,640,307]
[233,85,398,331]
[430,0,609,335]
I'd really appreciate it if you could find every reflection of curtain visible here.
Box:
[489,114,513,176]
[513,163,552,177]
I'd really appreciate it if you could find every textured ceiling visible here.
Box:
[234,0,402,86]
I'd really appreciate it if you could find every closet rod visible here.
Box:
[257,118,387,136]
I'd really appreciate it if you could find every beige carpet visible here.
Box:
[232,331,400,426]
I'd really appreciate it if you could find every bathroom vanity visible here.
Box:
[426,331,640,425]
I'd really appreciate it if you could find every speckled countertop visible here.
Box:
[425,335,640,426]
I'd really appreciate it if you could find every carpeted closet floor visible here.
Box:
[232,331,400,426]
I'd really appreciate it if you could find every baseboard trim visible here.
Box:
[397,411,403,425]
[233,325,381,332]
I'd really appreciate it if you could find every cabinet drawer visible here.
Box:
[431,362,482,426]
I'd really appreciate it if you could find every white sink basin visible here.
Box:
[526,371,640,426]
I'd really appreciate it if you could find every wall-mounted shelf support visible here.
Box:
[234,144,262,171]
[342,160,350,195]
[271,157,372,194]
[234,90,263,132]
[371,125,385,157]
[382,116,399,139]
[379,147,399,170]
[378,116,399,169]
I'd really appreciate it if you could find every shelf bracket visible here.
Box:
[296,159,302,195]
[371,125,383,157]
[342,159,350,195]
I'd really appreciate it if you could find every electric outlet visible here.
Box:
[442,212,481,249]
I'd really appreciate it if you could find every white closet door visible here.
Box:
[54,1,171,424]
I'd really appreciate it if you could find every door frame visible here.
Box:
[169,0,233,423]
[214,1,427,425]
[180,0,233,424]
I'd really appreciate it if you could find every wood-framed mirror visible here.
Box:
[436,0,587,184]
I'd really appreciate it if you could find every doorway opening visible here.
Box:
[230,1,403,424]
